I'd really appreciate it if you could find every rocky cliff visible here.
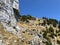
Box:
[0,0,60,45]
[0,0,20,34]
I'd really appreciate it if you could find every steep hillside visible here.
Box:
[17,16,60,45]
[0,0,60,45]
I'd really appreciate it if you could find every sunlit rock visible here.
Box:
[0,0,20,38]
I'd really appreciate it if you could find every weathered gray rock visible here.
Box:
[0,0,20,38]
[0,40,6,45]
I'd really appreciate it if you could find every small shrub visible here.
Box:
[21,40,24,42]
[43,31,47,38]
[46,41,52,45]
[22,31,25,33]
[57,40,60,44]
[49,27,54,33]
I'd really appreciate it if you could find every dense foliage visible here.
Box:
[18,15,36,22]
[42,17,58,27]
[57,40,60,44]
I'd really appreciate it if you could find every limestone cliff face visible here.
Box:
[0,0,19,26]
[0,0,20,37]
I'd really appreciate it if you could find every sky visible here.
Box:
[19,0,60,20]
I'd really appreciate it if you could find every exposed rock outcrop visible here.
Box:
[0,0,60,45]
[0,0,20,38]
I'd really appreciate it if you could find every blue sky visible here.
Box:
[19,0,60,20]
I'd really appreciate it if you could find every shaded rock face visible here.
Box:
[0,0,19,26]
[0,0,20,37]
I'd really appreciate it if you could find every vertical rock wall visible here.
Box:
[0,0,20,37]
